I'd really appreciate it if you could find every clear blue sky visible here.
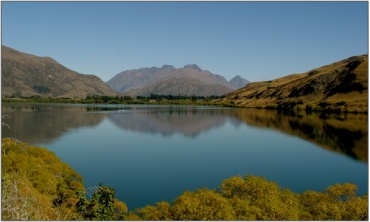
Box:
[2,1,368,82]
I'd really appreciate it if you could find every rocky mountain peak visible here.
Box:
[229,75,250,89]
[161,64,175,71]
[183,64,202,72]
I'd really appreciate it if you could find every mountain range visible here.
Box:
[1,46,250,98]
[106,64,250,97]
[226,54,368,112]
[1,45,117,98]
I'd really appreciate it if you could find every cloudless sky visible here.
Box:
[2,1,368,82]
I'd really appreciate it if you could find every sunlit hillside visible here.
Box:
[226,55,368,113]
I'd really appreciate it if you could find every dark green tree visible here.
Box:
[76,184,116,220]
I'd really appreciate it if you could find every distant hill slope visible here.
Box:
[106,64,246,96]
[1,45,117,98]
[226,55,368,112]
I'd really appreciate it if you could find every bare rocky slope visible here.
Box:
[1,45,117,98]
[226,55,368,112]
[106,64,248,96]
[125,77,235,97]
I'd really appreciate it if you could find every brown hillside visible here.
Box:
[226,55,368,112]
[1,45,117,98]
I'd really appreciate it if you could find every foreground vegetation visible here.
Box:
[1,138,127,220]
[126,177,368,220]
[1,138,368,220]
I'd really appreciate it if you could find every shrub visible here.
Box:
[127,175,367,221]
[305,103,315,112]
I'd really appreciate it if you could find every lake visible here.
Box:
[1,103,368,210]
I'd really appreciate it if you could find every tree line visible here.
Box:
[2,94,226,104]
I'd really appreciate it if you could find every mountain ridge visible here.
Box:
[106,64,249,96]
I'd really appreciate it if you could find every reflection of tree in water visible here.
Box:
[2,103,367,162]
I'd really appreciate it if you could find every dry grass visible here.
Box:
[227,55,368,112]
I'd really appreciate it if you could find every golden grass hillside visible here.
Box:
[226,55,368,112]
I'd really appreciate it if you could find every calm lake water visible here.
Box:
[1,103,368,210]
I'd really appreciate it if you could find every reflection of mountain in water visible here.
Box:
[108,108,232,138]
[1,104,106,144]
[2,103,367,163]
[233,109,368,163]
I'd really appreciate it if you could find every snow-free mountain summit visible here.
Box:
[106,64,250,97]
